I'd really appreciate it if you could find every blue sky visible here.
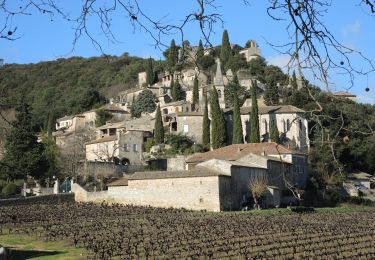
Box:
[1,1,375,104]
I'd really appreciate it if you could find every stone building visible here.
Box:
[239,40,261,62]
[56,115,86,132]
[333,91,357,102]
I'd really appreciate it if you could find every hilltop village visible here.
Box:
[48,35,316,211]
[2,31,371,212]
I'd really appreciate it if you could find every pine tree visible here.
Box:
[196,39,204,65]
[192,76,199,107]
[232,94,244,144]
[154,104,164,144]
[168,39,178,69]
[269,119,280,143]
[146,57,154,86]
[249,85,260,143]
[202,90,210,147]
[291,70,298,89]
[2,103,47,180]
[220,30,231,68]
[210,87,226,149]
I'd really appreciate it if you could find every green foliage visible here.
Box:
[133,89,156,117]
[41,133,61,180]
[171,80,185,102]
[95,109,113,127]
[199,55,216,70]
[248,57,267,80]
[210,87,226,149]
[232,95,244,144]
[224,74,249,107]
[220,30,232,69]
[269,119,280,143]
[0,54,149,128]
[165,133,194,155]
[291,70,298,89]
[166,39,178,70]
[144,137,155,152]
[154,105,164,144]
[130,96,136,118]
[264,65,288,105]
[249,86,260,143]
[196,40,204,65]
[192,76,199,107]
[146,58,156,86]
[202,91,210,147]
[1,103,47,180]
[227,53,248,72]
[1,182,18,196]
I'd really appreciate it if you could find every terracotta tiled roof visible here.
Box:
[85,135,117,145]
[127,166,229,180]
[239,105,305,115]
[107,178,128,186]
[186,143,303,163]
[97,121,126,130]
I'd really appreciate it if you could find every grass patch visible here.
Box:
[0,233,87,260]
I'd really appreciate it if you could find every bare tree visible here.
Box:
[249,174,269,210]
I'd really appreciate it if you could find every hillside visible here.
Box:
[0,54,162,129]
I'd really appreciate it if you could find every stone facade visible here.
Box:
[118,130,151,165]
[175,112,204,143]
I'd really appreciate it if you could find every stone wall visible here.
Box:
[72,176,222,211]
[175,114,204,143]
[167,156,189,171]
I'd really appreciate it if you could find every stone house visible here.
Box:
[333,91,357,102]
[56,115,85,132]
[174,111,204,143]
[118,129,152,165]
[85,135,119,162]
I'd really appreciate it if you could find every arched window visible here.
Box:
[286,119,291,131]
[218,89,222,99]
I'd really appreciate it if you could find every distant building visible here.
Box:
[239,40,261,62]
[333,91,357,102]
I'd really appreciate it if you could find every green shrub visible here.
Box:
[2,183,18,196]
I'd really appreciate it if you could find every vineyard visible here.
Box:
[1,196,375,259]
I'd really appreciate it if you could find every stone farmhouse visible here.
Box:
[73,142,307,211]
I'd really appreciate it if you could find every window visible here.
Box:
[299,119,303,131]
[283,120,286,133]
[183,125,189,133]
[123,143,129,152]
[287,119,291,131]
[133,144,138,152]
[218,90,222,99]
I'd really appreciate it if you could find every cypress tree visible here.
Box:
[291,70,298,89]
[130,96,136,118]
[210,86,226,149]
[154,104,164,144]
[202,90,210,147]
[196,39,204,65]
[220,30,231,68]
[269,119,280,143]
[146,57,154,86]
[168,39,178,69]
[172,79,184,102]
[232,94,244,144]
[192,76,199,107]
[249,85,260,143]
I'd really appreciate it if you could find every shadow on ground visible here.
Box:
[3,247,61,259]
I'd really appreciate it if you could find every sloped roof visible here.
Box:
[85,135,117,145]
[56,115,85,122]
[176,111,204,117]
[186,143,303,163]
[97,121,126,130]
[161,100,190,107]
[127,166,229,180]
[333,91,356,97]
[239,105,305,115]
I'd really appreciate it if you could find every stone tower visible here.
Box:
[214,59,225,109]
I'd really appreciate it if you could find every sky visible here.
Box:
[1,1,375,104]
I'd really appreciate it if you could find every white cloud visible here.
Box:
[266,54,292,71]
[342,21,361,37]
